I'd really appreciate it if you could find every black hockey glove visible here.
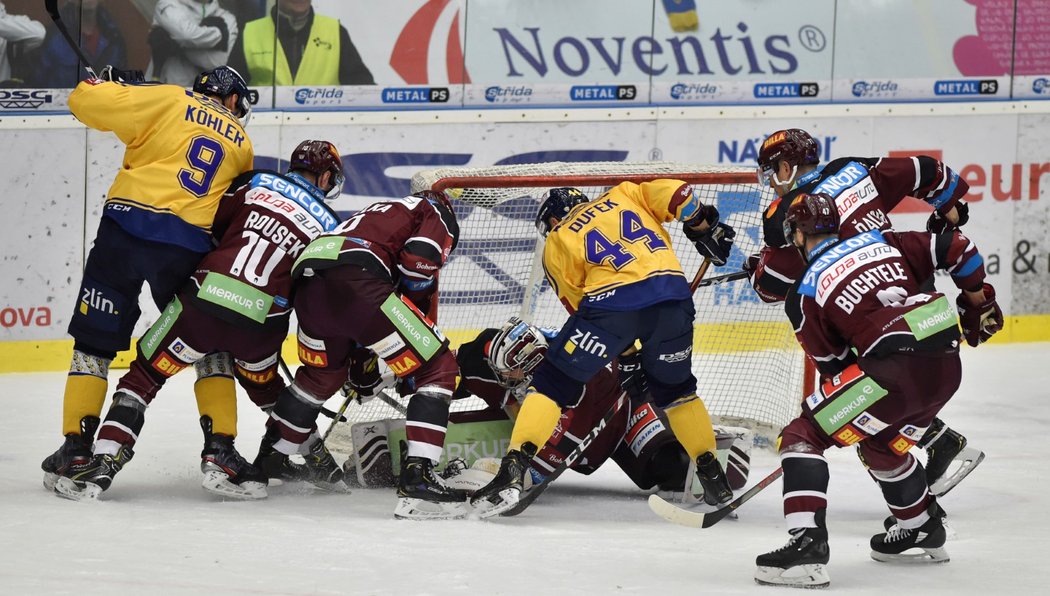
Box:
[99,65,144,83]
[343,350,384,401]
[926,201,970,234]
[683,206,736,266]
[617,349,648,400]
[956,283,1003,347]
[200,16,230,51]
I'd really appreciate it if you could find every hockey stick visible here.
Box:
[501,259,717,517]
[648,466,783,529]
[694,270,748,288]
[44,0,98,78]
[500,392,630,517]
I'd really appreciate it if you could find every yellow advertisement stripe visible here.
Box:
[3,314,1048,373]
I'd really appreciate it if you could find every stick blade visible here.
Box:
[647,494,706,528]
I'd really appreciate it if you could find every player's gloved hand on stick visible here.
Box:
[99,65,144,83]
[683,205,735,266]
[343,351,387,402]
[926,202,970,234]
[956,283,1003,347]
[617,349,648,399]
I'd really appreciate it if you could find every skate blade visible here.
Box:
[754,564,830,589]
[931,447,985,497]
[469,487,520,520]
[871,546,950,564]
[53,477,102,502]
[394,497,468,520]
[43,472,58,492]
[201,471,268,501]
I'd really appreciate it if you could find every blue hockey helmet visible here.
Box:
[534,187,588,237]
[192,66,258,125]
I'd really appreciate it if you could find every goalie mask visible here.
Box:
[486,317,549,392]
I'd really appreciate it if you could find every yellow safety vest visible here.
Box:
[243,15,340,85]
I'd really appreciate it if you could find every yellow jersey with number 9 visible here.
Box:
[69,79,254,252]
[542,179,702,313]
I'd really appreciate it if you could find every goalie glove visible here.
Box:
[956,283,1003,347]
[683,206,736,266]
[926,202,970,234]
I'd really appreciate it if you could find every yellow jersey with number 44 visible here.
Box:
[543,179,702,313]
[69,79,254,252]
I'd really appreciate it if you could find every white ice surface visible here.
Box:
[1,344,1047,594]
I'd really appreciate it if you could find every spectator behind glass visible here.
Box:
[34,0,127,89]
[228,0,374,86]
[0,0,45,84]
[147,0,237,86]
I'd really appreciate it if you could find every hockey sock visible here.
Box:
[664,395,716,459]
[62,350,111,435]
[781,450,829,529]
[509,392,562,452]
[405,390,452,462]
[869,454,932,528]
[96,391,147,456]
[195,376,238,437]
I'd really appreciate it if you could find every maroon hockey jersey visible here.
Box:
[752,156,969,303]
[190,171,340,327]
[293,194,457,312]
[786,229,985,377]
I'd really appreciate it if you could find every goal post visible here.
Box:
[404,161,809,441]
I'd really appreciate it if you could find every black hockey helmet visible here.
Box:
[535,187,588,237]
[290,140,345,201]
[757,129,820,186]
[413,190,460,253]
[193,66,258,124]
[783,192,840,242]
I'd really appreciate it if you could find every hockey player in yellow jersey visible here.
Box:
[42,65,258,496]
[471,182,738,516]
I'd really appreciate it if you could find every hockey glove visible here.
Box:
[926,202,970,234]
[99,65,144,83]
[343,350,386,402]
[956,283,1003,347]
[200,16,230,51]
[684,210,736,266]
[617,349,648,400]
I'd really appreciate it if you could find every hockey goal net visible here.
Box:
[327,162,809,446]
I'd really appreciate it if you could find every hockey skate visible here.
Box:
[395,455,470,520]
[200,417,268,500]
[468,443,536,519]
[755,509,831,588]
[694,450,733,506]
[298,437,351,493]
[254,431,309,483]
[871,503,950,563]
[921,421,985,497]
[41,416,99,491]
[53,445,134,502]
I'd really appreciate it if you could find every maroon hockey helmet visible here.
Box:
[289,140,345,201]
[486,317,549,392]
[413,190,460,253]
[757,129,820,186]
[783,192,840,242]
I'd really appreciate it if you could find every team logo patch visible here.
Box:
[890,435,917,455]
[151,353,186,377]
[369,332,407,359]
[387,349,421,376]
[565,329,608,358]
[168,338,205,364]
[298,344,328,367]
[834,424,865,446]
[899,424,928,441]
[852,412,889,435]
